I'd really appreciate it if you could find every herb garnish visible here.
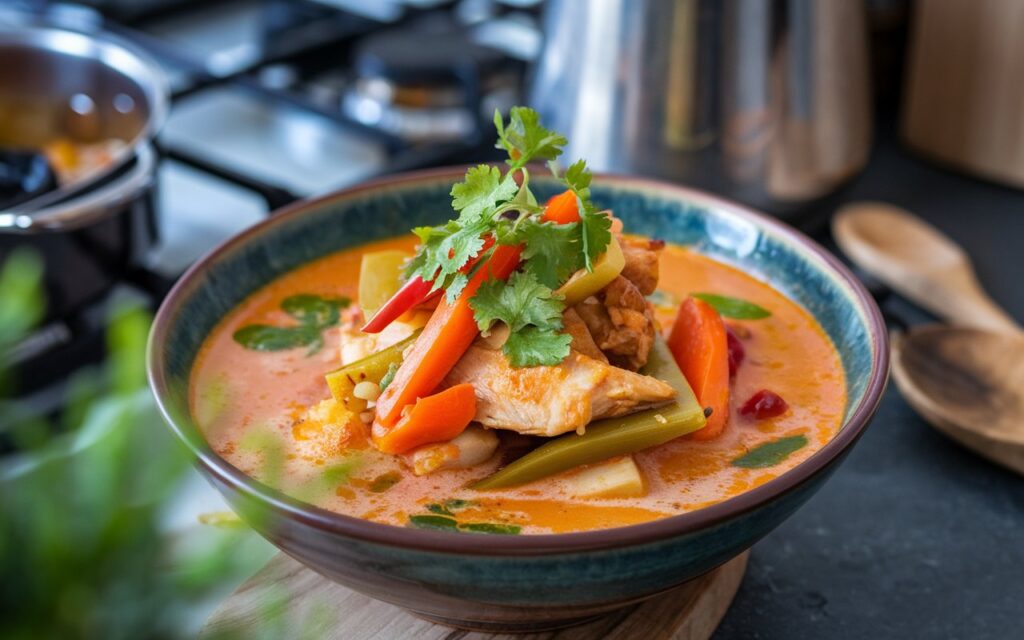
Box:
[410,499,519,534]
[233,293,349,355]
[732,435,808,468]
[691,293,771,320]
[401,107,611,368]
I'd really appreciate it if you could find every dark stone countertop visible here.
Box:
[714,127,1024,639]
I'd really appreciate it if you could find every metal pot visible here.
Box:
[529,0,873,218]
[0,25,167,321]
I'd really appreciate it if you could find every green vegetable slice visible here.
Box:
[691,293,771,319]
[732,435,808,468]
[472,338,706,490]
[408,515,459,531]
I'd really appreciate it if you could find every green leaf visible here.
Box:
[471,271,565,334]
[496,106,567,167]
[369,472,402,493]
[451,164,518,223]
[232,325,321,352]
[503,326,573,367]
[443,498,477,511]
[516,219,584,289]
[563,159,592,198]
[579,205,612,271]
[425,503,454,516]
[444,273,470,304]
[281,294,348,328]
[408,515,459,531]
[691,293,771,319]
[732,435,808,469]
[459,522,522,535]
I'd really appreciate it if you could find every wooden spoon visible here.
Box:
[892,327,1024,473]
[833,202,1019,333]
[833,202,1024,474]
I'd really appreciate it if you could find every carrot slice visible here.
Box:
[666,297,730,439]
[374,244,522,427]
[543,189,580,224]
[373,384,477,454]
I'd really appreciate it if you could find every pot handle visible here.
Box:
[0,144,156,233]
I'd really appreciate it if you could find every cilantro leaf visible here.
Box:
[563,159,592,198]
[471,271,564,334]
[516,220,584,289]
[437,218,488,277]
[451,165,517,223]
[503,326,573,367]
[579,204,613,271]
[444,273,469,304]
[495,107,567,168]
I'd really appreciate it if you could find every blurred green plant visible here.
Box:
[0,250,288,639]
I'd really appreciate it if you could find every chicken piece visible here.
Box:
[574,276,658,371]
[338,307,429,365]
[444,346,675,437]
[562,308,607,362]
[406,426,499,476]
[619,236,663,296]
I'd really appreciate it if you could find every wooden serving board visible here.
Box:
[202,551,748,639]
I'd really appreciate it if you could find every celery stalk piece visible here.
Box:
[555,235,625,306]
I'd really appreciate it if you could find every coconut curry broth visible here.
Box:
[190,236,846,534]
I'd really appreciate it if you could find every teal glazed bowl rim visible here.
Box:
[148,166,889,556]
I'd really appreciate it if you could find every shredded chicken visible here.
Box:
[619,236,663,296]
[573,276,657,371]
[444,345,675,437]
[562,308,607,362]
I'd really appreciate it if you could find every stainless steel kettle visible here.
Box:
[529,0,872,216]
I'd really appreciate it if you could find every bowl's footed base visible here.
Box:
[202,551,748,639]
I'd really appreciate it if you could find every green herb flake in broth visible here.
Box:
[233,293,349,355]
[280,293,349,327]
[732,435,808,468]
[408,515,459,531]
[691,293,771,320]
[425,503,454,516]
[368,471,402,493]
[459,523,522,535]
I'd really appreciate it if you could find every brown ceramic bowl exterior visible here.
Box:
[148,168,889,631]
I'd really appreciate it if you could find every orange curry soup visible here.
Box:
[190,236,846,534]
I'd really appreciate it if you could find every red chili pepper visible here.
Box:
[362,236,498,334]
[726,329,745,377]
[739,389,789,420]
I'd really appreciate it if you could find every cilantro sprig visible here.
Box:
[402,107,611,367]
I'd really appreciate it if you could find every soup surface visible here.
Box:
[191,235,846,534]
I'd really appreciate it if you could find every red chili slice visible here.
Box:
[726,329,745,377]
[739,389,789,419]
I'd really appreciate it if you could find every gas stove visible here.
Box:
[0,0,542,448]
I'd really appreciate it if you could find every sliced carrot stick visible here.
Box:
[373,383,477,454]
[543,189,580,224]
[374,244,522,427]
[667,297,730,439]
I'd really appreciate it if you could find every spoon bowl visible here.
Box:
[892,326,1024,473]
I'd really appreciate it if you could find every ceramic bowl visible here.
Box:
[148,168,889,632]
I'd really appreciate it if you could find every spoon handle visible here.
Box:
[833,203,1022,335]
[939,271,1021,334]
